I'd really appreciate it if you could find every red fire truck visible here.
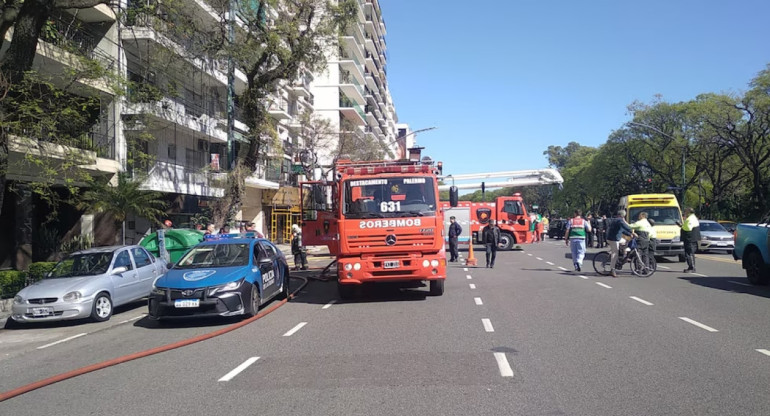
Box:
[301,153,452,298]
[438,169,564,250]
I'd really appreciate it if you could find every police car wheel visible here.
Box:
[278,270,290,300]
[247,284,261,317]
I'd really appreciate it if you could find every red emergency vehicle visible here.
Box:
[301,153,449,298]
[439,193,531,250]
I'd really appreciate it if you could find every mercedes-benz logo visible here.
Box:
[181,290,195,297]
[385,234,397,246]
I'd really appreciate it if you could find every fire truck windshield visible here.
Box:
[343,176,437,219]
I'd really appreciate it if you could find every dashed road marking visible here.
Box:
[679,317,718,332]
[579,275,589,279]
[119,314,146,324]
[283,322,307,337]
[464,268,468,271]
[546,261,554,265]
[527,253,533,257]
[692,272,709,277]
[558,266,567,271]
[469,283,476,289]
[729,280,752,287]
[218,357,260,382]
[630,296,654,306]
[467,274,472,280]
[37,333,87,350]
[474,297,483,305]
[482,318,494,332]
[536,257,543,261]
[322,300,337,309]
[658,265,670,270]
[494,352,514,377]
[756,349,770,357]
[595,282,612,289]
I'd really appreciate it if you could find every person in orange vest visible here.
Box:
[564,209,592,272]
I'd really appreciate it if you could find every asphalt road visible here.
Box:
[2,240,770,415]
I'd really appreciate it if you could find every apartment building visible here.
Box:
[311,0,400,167]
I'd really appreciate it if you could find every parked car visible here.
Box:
[547,219,567,239]
[11,246,168,324]
[697,220,735,254]
[148,234,290,320]
[733,218,770,285]
[718,220,737,233]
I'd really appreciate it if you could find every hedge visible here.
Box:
[0,262,58,299]
[0,270,26,299]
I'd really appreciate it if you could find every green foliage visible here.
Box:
[27,262,57,283]
[79,173,168,226]
[60,234,93,255]
[0,270,26,299]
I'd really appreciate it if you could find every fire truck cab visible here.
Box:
[440,193,530,250]
[301,155,447,298]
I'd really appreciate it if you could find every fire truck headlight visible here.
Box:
[422,260,430,268]
[353,263,361,271]
[344,263,353,271]
[430,260,439,267]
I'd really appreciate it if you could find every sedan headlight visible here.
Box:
[208,278,244,296]
[13,295,24,305]
[63,291,82,302]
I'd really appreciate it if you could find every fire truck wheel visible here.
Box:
[499,233,514,250]
[338,283,356,299]
[429,279,444,296]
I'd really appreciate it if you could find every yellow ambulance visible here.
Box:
[618,193,685,262]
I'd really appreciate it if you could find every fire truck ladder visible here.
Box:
[438,169,563,190]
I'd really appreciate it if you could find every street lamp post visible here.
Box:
[627,122,687,204]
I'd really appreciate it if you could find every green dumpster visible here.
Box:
[140,229,205,264]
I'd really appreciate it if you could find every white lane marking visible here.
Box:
[322,300,337,309]
[494,352,514,377]
[118,314,146,324]
[37,333,88,350]
[466,274,472,280]
[283,322,308,337]
[218,357,260,382]
[482,318,494,332]
[527,253,533,256]
[658,265,670,270]
[595,282,612,289]
[536,257,543,261]
[630,296,654,306]
[579,275,589,279]
[756,349,770,357]
[679,317,718,332]
[474,297,483,305]
[557,266,567,271]
[546,261,554,265]
[729,280,752,287]
[692,272,709,277]
[469,283,476,289]
[464,268,468,271]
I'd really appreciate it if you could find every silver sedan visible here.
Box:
[11,245,167,324]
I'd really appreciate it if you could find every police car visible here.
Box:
[148,233,290,320]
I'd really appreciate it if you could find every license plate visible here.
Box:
[174,299,200,308]
[30,307,54,317]
[716,242,728,246]
[384,260,400,269]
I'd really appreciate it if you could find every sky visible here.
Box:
[383,0,770,179]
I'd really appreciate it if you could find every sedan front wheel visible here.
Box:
[90,292,113,322]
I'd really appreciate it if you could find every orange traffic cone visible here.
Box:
[465,241,478,266]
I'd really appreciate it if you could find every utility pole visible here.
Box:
[226,0,236,170]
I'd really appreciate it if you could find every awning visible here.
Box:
[263,186,301,206]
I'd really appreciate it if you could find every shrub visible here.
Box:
[0,270,27,299]
[27,262,57,283]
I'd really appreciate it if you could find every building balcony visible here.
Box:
[268,97,292,120]
[290,75,313,98]
[139,161,225,198]
[339,96,366,126]
[339,76,365,106]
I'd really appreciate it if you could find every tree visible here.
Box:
[79,173,168,244]
[0,0,112,219]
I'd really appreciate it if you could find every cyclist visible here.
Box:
[606,210,635,277]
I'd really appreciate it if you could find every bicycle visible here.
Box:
[593,236,657,277]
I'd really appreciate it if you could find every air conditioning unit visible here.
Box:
[197,139,209,152]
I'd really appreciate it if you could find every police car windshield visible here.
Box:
[629,207,681,225]
[176,244,250,268]
[342,176,437,219]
